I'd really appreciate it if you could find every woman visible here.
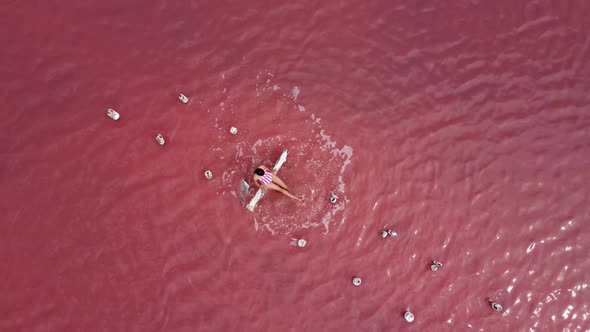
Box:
[253,164,304,202]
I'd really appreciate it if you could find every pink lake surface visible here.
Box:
[1,1,589,331]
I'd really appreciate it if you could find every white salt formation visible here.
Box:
[431,261,443,271]
[156,134,165,145]
[381,229,397,238]
[107,108,120,120]
[329,193,338,204]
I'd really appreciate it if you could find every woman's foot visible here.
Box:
[291,195,304,202]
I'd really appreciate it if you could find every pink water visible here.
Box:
[1,1,589,331]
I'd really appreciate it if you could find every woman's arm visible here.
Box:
[254,180,267,193]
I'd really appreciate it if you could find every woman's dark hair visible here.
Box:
[254,168,265,176]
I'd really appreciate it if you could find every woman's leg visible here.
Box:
[271,174,289,190]
[264,182,303,201]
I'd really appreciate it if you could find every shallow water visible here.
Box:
[1,1,589,331]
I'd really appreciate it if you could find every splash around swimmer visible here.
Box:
[253,165,304,202]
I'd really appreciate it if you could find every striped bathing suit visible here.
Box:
[258,171,273,186]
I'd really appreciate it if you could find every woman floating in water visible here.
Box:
[253,164,304,202]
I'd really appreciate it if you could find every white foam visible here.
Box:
[235,144,244,158]
[264,224,276,235]
[252,139,263,154]
[240,89,353,235]
[527,242,536,253]
[291,86,300,100]
[316,137,353,193]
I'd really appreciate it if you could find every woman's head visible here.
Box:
[254,168,265,176]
